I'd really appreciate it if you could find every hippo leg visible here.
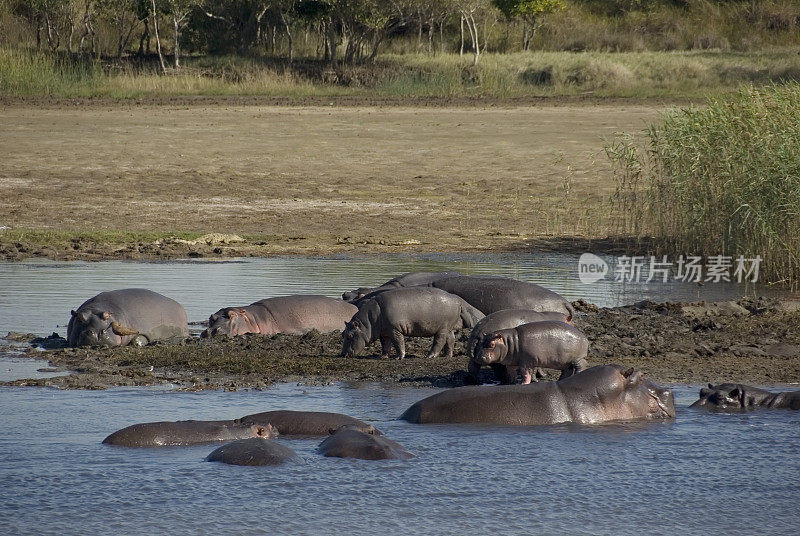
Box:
[520,368,535,385]
[379,336,392,360]
[491,363,517,385]
[443,331,455,359]
[466,361,481,384]
[390,329,406,360]
[425,330,449,359]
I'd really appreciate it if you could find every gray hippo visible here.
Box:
[400,364,675,425]
[472,320,589,384]
[201,295,357,338]
[68,288,189,347]
[317,425,414,461]
[428,275,574,317]
[205,438,304,466]
[236,410,381,437]
[102,420,276,447]
[342,271,463,302]
[341,287,485,360]
[465,309,573,384]
[690,383,800,411]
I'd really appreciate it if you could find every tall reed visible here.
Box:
[607,83,800,285]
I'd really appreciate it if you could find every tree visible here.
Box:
[492,0,563,50]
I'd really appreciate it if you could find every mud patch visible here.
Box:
[4,297,799,391]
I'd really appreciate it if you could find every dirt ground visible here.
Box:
[4,297,800,392]
[0,99,661,259]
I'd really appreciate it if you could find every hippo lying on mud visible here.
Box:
[236,410,380,437]
[342,271,463,302]
[471,321,589,384]
[427,275,574,317]
[68,288,189,347]
[690,383,800,411]
[317,425,414,461]
[400,364,675,426]
[102,420,276,447]
[202,295,357,338]
[205,438,304,466]
[341,287,485,360]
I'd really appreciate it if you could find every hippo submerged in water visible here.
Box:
[400,364,675,426]
[202,295,357,338]
[341,287,484,360]
[68,288,189,347]
[235,410,380,437]
[102,420,276,447]
[317,425,414,461]
[205,438,304,466]
[690,383,800,411]
[471,321,589,384]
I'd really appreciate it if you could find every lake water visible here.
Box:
[0,253,797,534]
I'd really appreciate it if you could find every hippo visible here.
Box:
[467,309,572,381]
[400,364,675,426]
[342,271,464,302]
[690,383,800,411]
[427,275,574,317]
[317,425,414,461]
[472,321,589,384]
[341,287,485,360]
[236,410,381,437]
[205,438,304,466]
[201,295,358,338]
[67,288,189,348]
[102,420,276,447]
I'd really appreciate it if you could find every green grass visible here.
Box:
[607,83,800,285]
[3,46,800,100]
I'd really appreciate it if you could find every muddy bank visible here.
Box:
[3,297,799,391]
[0,232,642,262]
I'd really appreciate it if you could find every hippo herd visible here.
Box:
[70,271,798,466]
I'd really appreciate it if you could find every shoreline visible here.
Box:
[3,297,799,391]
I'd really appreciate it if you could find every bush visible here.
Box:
[607,83,800,285]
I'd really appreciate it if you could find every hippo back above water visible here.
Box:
[102,420,276,447]
[427,276,574,317]
[202,295,358,338]
[67,288,189,348]
[400,364,675,426]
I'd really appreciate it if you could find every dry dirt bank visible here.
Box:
[0,101,662,260]
[4,298,799,391]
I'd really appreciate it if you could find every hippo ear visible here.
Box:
[728,387,746,406]
[625,370,642,386]
[226,309,239,318]
[708,383,716,389]
[70,309,77,317]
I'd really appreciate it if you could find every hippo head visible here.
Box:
[341,320,369,357]
[201,308,258,338]
[68,309,139,348]
[474,333,508,365]
[689,383,768,411]
[342,287,376,303]
[574,365,675,421]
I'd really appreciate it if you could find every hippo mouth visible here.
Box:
[649,390,675,419]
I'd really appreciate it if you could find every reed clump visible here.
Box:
[607,83,800,285]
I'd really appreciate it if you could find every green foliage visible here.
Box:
[607,83,800,284]
[493,0,565,22]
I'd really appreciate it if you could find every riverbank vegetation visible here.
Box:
[2,0,800,99]
[607,83,800,286]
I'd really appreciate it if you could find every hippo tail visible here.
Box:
[565,301,575,324]
[459,303,485,329]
